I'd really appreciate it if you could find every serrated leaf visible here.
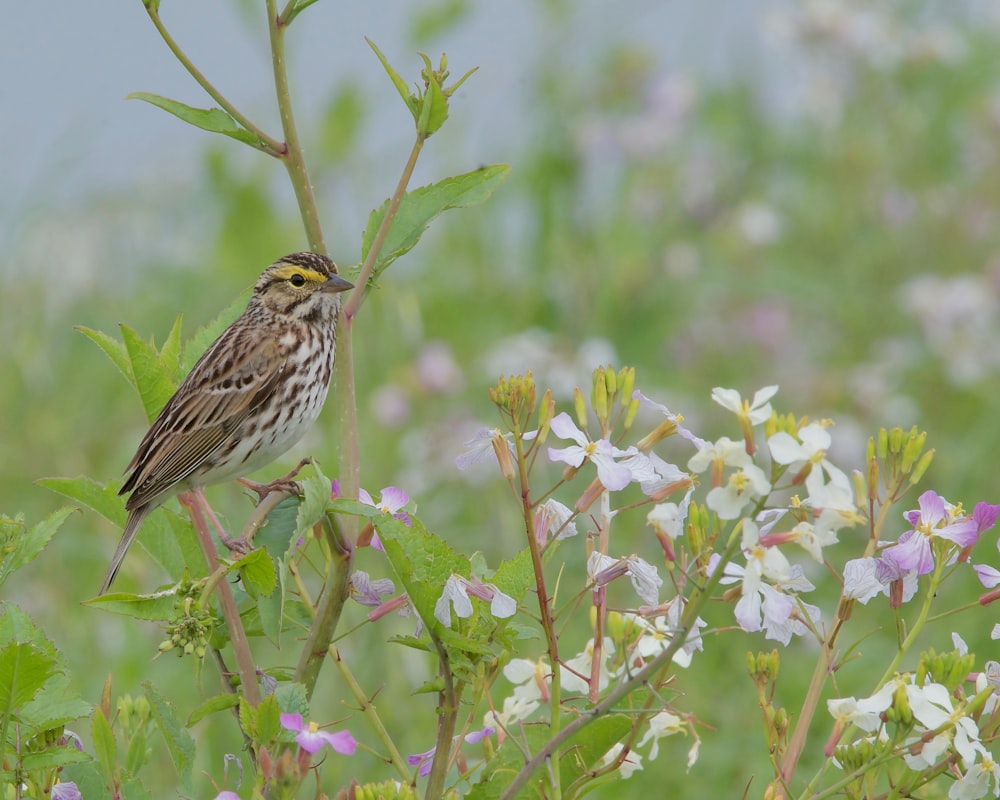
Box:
[231,548,277,599]
[373,515,468,636]
[0,508,75,586]
[294,467,332,539]
[120,323,177,423]
[181,289,249,375]
[90,710,116,783]
[20,673,92,731]
[360,165,510,276]
[255,693,282,747]
[83,591,177,621]
[77,326,135,388]
[144,682,195,791]
[38,476,126,527]
[0,642,58,713]
[186,693,240,727]
[273,682,309,722]
[0,604,59,662]
[159,313,185,384]
[21,744,91,771]
[127,92,263,148]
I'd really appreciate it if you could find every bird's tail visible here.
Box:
[99,505,151,595]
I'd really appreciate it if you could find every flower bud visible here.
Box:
[619,368,635,407]
[573,387,588,430]
[909,449,935,485]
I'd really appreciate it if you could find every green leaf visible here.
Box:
[77,326,135,389]
[139,508,206,584]
[144,682,195,791]
[120,323,177,423]
[255,693,282,747]
[367,38,418,117]
[181,289,249,375]
[159,313,185,384]
[38,476,126,527]
[295,466,332,539]
[0,642,58,714]
[490,548,534,605]
[186,693,240,726]
[127,92,263,148]
[0,604,60,660]
[19,673,92,731]
[20,744,91,772]
[90,710,117,785]
[231,548,277,599]
[559,714,632,787]
[83,591,177,621]
[373,514,467,637]
[273,682,309,723]
[360,165,510,276]
[0,508,75,586]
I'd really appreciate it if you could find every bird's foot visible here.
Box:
[238,458,311,500]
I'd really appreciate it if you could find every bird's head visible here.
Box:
[253,252,354,320]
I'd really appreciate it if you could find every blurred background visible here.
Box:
[4,0,1000,795]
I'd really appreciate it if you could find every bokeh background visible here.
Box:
[4,0,1000,796]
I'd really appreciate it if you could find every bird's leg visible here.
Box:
[238,457,311,501]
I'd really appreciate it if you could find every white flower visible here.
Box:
[637,711,684,760]
[433,575,516,626]
[647,502,686,540]
[598,743,643,779]
[561,638,614,694]
[533,499,578,543]
[711,385,778,424]
[547,413,636,491]
[588,552,663,606]
[707,462,771,519]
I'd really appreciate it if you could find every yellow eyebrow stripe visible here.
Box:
[271,265,329,283]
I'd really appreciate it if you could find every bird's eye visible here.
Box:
[289,273,306,288]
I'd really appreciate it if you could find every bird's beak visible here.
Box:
[321,273,354,294]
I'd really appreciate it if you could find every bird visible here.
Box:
[100,252,354,594]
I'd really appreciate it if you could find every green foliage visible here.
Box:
[127,92,268,150]
[360,165,511,279]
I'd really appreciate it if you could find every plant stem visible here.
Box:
[331,646,413,782]
[182,490,261,706]
[266,0,326,253]
[143,5,283,156]
[425,642,460,800]
[294,513,352,698]
[335,133,425,514]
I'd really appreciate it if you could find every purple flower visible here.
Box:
[884,490,981,575]
[359,486,411,521]
[52,784,82,800]
[408,727,496,777]
[280,713,356,755]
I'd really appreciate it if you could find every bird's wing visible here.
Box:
[121,325,287,508]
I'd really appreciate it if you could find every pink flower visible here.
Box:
[280,713,356,755]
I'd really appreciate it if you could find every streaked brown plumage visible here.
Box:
[101,252,353,594]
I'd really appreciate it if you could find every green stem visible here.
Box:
[335,133,425,520]
[331,645,412,782]
[294,513,353,698]
[266,0,326,253]
[425,643,460,800]
[144,5,283,156]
